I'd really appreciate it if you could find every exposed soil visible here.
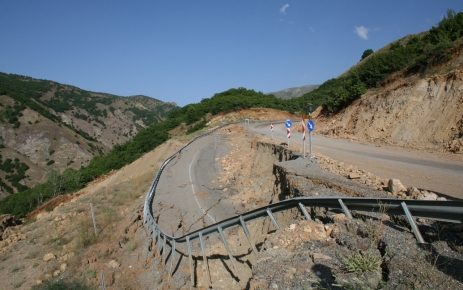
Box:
[314,44,463,159]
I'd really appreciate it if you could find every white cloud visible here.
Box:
[354,26,369,40]
[280,4,289,14]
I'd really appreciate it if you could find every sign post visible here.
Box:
[285,120,292,147]
[301,117,306,158]
[307,119,314,158]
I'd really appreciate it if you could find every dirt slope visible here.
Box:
[0,138,185,289]
[315,45,463,155]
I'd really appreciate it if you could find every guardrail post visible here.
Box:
[338,199,353,219]
[186,236,195,288]
[162,234,167,265]
[218,225,240,280]
[266,208,280,230]
[199,232,212,288]
[168,240,176,279]
[298,202,312,220]
[401,202,425,243]
[151,227,157,251]
[239,216,258,255]
[156,230,161,257]
[101,270,106,290]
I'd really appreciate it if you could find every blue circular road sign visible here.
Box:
[307,120,314,132]
[285,120,292,128]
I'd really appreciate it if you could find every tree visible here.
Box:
[361,49,374,61]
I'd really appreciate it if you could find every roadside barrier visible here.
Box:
[143,123,463,288]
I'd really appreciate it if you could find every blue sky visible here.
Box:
[1,1,462,107]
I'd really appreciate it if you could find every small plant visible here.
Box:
[341,249,384,274]
[125,241,137,252]
[82,268,97,280]
[31,279,92,290]
[11,266,20,273]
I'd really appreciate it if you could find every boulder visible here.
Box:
[388,179,406,193]
[43,253,56,262]
[406,187,421,197]
[108,260,120,269]
[417,191,438,200]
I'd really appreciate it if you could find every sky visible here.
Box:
[1,1,462,107]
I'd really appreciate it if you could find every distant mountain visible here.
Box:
[0,72,178,196]
[268,84,320,99]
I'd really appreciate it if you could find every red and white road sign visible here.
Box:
[301,118,306,141]
[270,123,274,132]
[287,128,291,138]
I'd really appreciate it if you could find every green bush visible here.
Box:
[31,279,93,290]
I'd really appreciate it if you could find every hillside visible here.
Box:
[314,39,463,154]
[268,84,320,99]
[0,73,178,195]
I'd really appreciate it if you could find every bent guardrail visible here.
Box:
[143,123,463,288]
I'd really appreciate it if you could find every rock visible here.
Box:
[53,270,61,277]
[60,263,67,271]
[108,260,120,269]
[436,197,447,201]
[288,224,296,231]
[313,253,332,260]
[332,213,347,222]
[35,280,42,285]
[406,187,421,197]
[417,191,438,200]
[348,173,361,179]
[388,179,406,193]
[43,253,56,262]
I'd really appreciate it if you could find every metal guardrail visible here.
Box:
[143,122,463,288]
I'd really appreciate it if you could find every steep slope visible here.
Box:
[315,43,463,153]
[0,73,178,194]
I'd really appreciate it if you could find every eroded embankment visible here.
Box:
[145,134,463,289]
[243,141,463,290]
[185,137,394,289]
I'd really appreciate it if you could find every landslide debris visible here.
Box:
[215,127,463,289]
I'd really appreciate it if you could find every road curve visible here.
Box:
[152,131,241,237]
[247,121,463,200]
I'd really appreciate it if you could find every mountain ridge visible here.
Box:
[0,73,178,194]
[268,84,320,99]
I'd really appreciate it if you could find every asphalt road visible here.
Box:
[247,121,463,200]
[153,132,240,237]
